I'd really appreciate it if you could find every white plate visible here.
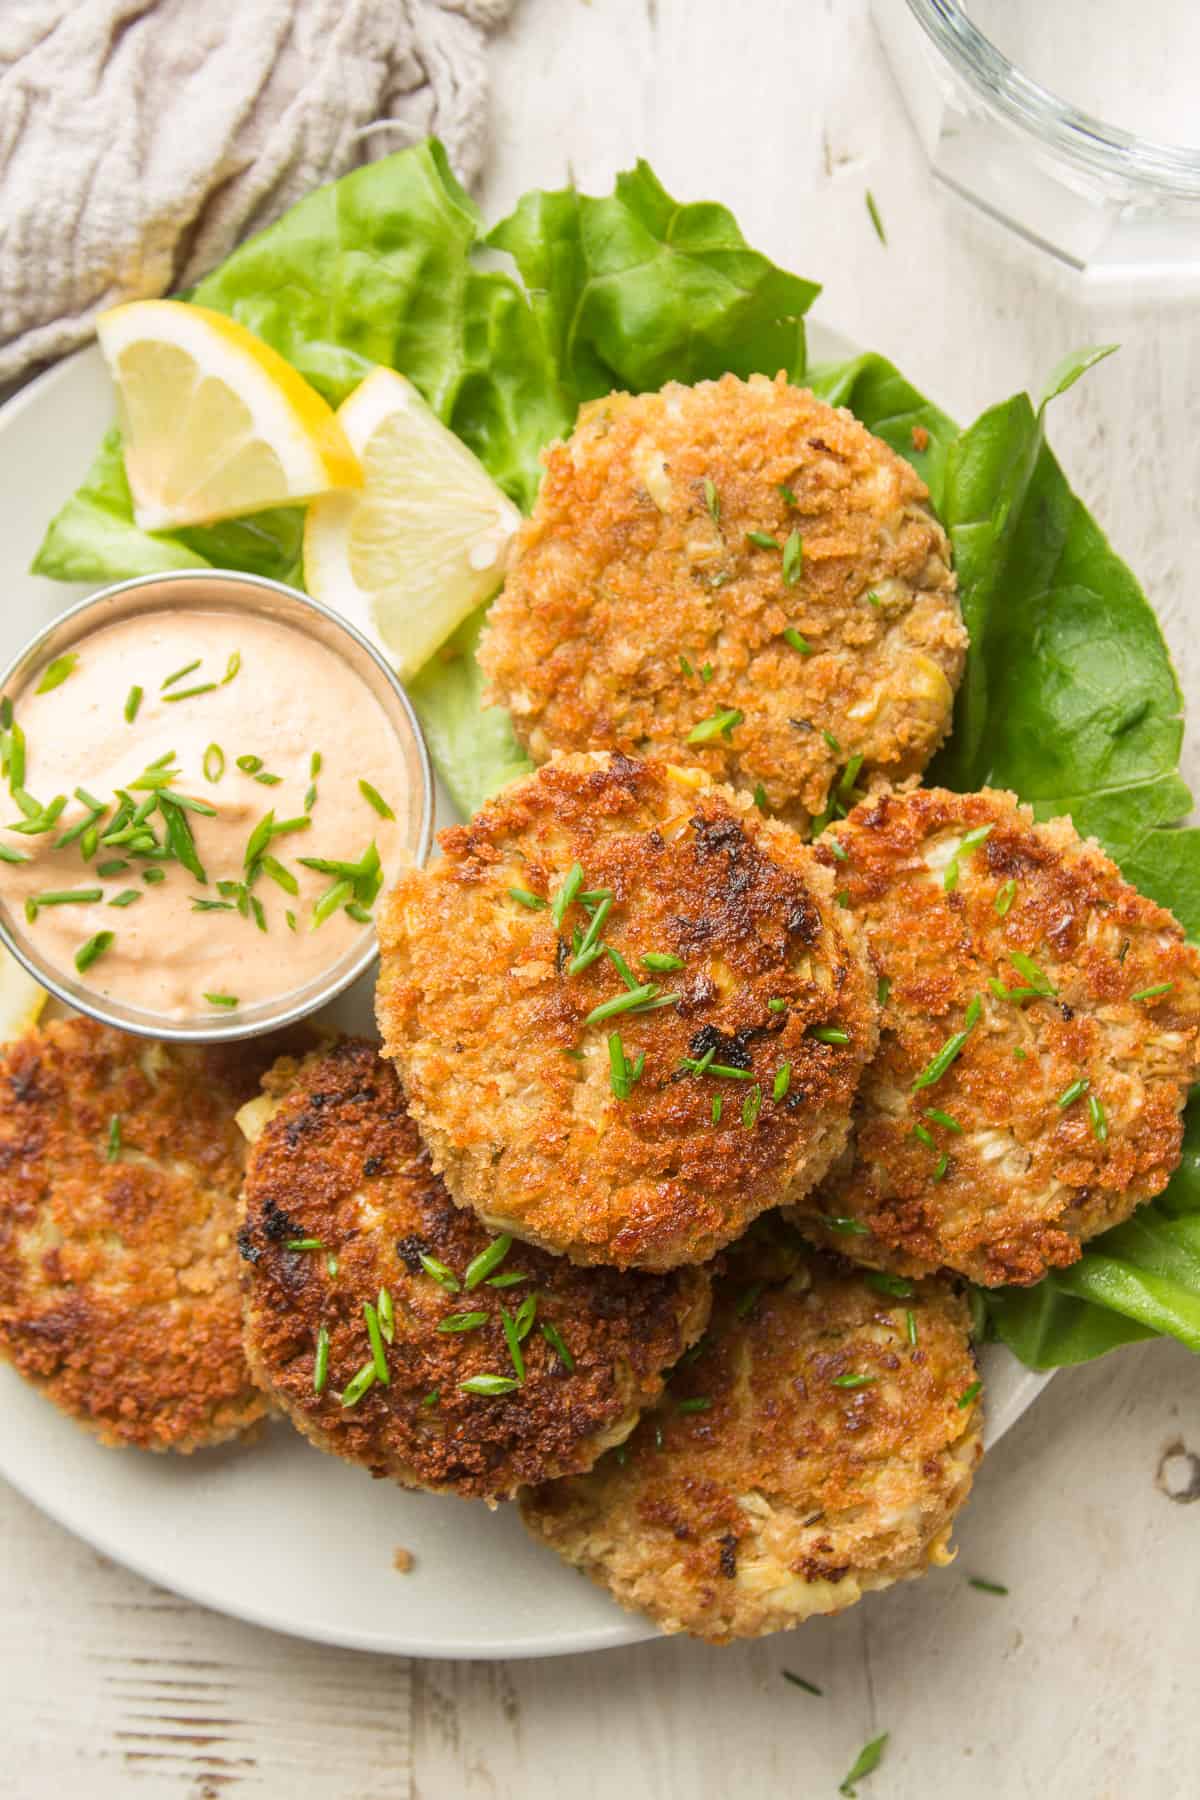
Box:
[0,330,1052,1659]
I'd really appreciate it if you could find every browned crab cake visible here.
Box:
[236,1038,712,1502]
[375,752,878,1270]
[479,372,964,828]
[792,787,1200,1286]
[0,1016,273,1452]
[520,1234,983,1643]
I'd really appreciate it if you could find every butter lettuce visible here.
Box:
[28,141,1200,1367]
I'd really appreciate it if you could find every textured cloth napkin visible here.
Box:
[0,0,513,380]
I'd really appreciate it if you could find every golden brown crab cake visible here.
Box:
[375,752,878,1271]
[792,787,1200,1287]
[479,372,963,828]
[236,1038,712,1502]
[0,1016,273,1452]
[520,1235,983,1643]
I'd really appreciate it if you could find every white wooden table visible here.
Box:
[4,2,1200,1794]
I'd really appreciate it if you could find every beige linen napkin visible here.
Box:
[0,0,513,380]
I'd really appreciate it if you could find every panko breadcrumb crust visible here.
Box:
[375,752,879,1270]
[0,1017,273,1452]
[521,1234,983,1643]
[237,1038,711,1501]
[480,373,965,827]
[795,788,1200,1285]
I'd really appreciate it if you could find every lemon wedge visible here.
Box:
[96,301,362,532]
[303,367,521,680]
[0,945,47,1045]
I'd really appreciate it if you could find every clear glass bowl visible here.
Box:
[873,0,1200,296]
[0,569,434,1043]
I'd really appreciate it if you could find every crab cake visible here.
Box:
[479,372,964,829]
[237,1037,712,1502]
[793,788,1200,1287]
[0,1016,271,1452]
[375,752,878,1271]
[521,1234,983,1643]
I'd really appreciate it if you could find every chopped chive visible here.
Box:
[312,878,353,927]
[108,889,142,908]
[250,896,267,934]
[236,754,264,774]
[568,894,611,974]
[642,951,684,972]
[865,589,882,609]
[746,530,780,551]
[313,1326,330,1395]
[508,886,547,910]
[703,476,720,524]
[31,887,102,905]
[832,1372,876,1389]
[286,1238,323,1251]
[810,1025,850,1045]
[500,1306,526,1382]
[825,1216,869,1236]
[363,1301,391,1383]
[0,696,10,729]
[711,1096,723,1124]
[1088,1092,1108,1142]
[541,1321,575,1371]
[687,707,743,745]
[158,795,207,883]
[933,1151,950,1180]
[677,1396,712,1414]
[464,1235,513,1291]
[192,900,237,912]
[911,993,982,1090]
[73,930,114,972]
[340,1361,377,1408]
[865,188,887,244]
[0,843,29,864]
[578,887,612,906]
[142,867,165,884]
[202,743,225,783]
[9,794,67,834]
[162,682,217,703]
[460,1374,521,1397]
[608,1031,639,1101]
[344,903,372,924]
[924,1108,962,1133]
[303,784,317,812]
[106,1115,122,1162]
[781,530,803,586]
[906,1309,919,1346]
[753,782,769,812]
[825,834,848,861]
[359,779,395,820]
[877,976,891,1007]
[123,686,142,723]
[821,728,842,754]
[285,908,297,931]
[1013,1046,1027,1060]
[969,1577,1009,1596]
[782,1671,823,1696]
[768,997,787,1013]
[259,854,298,896]
[773,1063,791,1102]
[958,1379,982,1408]
[943,824,994,892]
[605,945,641,990]
[203,993,239,1009]
[254,772,282,786]
[865,1271,915,1299]
[222,652,241,685]
[326,1255,338,1276]
[680,654,695,677]
[679,1057,753,1080]
[35,653,78,695]
[994,878,1017,917]
[584,983,658,1028]
[418,1254,459,1292]
[1008,951,1056,995]
[700,662,714,683]
[742,1083,762,1128]
[1057,1077,1090,1109]
[551,861,584,926]
[839,1730,888,1798]
[838,754,865,796]
[438,1310,488,1334]
[1132,981,1174,1002]
[161,658,201,691]
[911,1123,936,1151]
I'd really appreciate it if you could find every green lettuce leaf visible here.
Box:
[408,609,533,816]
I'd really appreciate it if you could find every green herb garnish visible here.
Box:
[703,476,720,524]
[781,529,803,585]
[865,1271,914,1299]
[162,682,217,703]
[911,994,981,1090]
[969,1576,1009,1596]
[810,1025,850,1045]
[782,1672,822,1696]
[31,887,102,906]
[363,1300,391,1383]
[958,1380,982,1408]
[551,861,584,926]
[943,824,993,892]
[832,1372,876,1389]
[677,1396,712,1414]
[745,530,779,550]
[464,1235,513,1290]
[377,1289,395,1342]
[541,1321,575,1371]
[642,950,684,972]
[994,878,1017,916]
[584,983,661,1027]
[840,1730,888,1797]
[1088,1092,1108,1142]
[687,707,743,744]
[286,1237,323,1251]
[924,1108,962,1133]
[825,1216,869,1236]
[108,889,142,908]
[608,1030,645,1100]
[202,743,225,783]
[1132,982,1174,1002]
[865,188,887,244]
[711,1096,723,1124]
[35,654,78,694]
[359,779,395,820]
[313,1326,330,1395]
[753,782,769,811]
[161,658,201,690]
[438,1311,488,1334]
[74,930,114,972]
[1057,1077,1090,1109]
[1008,951,1056,995]
[773,1062,791,1102]
[203,992,239,1008]
[508,886,547,910]
[460,1375,520,1397]
[906,1309,919,1346]
[418,1253,459,1292]
[106,1114,122,1161]
[222,652,241,685]
[339,1361,377,1408]
[500,1305,526,1382]
[742,1083,762,1128]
